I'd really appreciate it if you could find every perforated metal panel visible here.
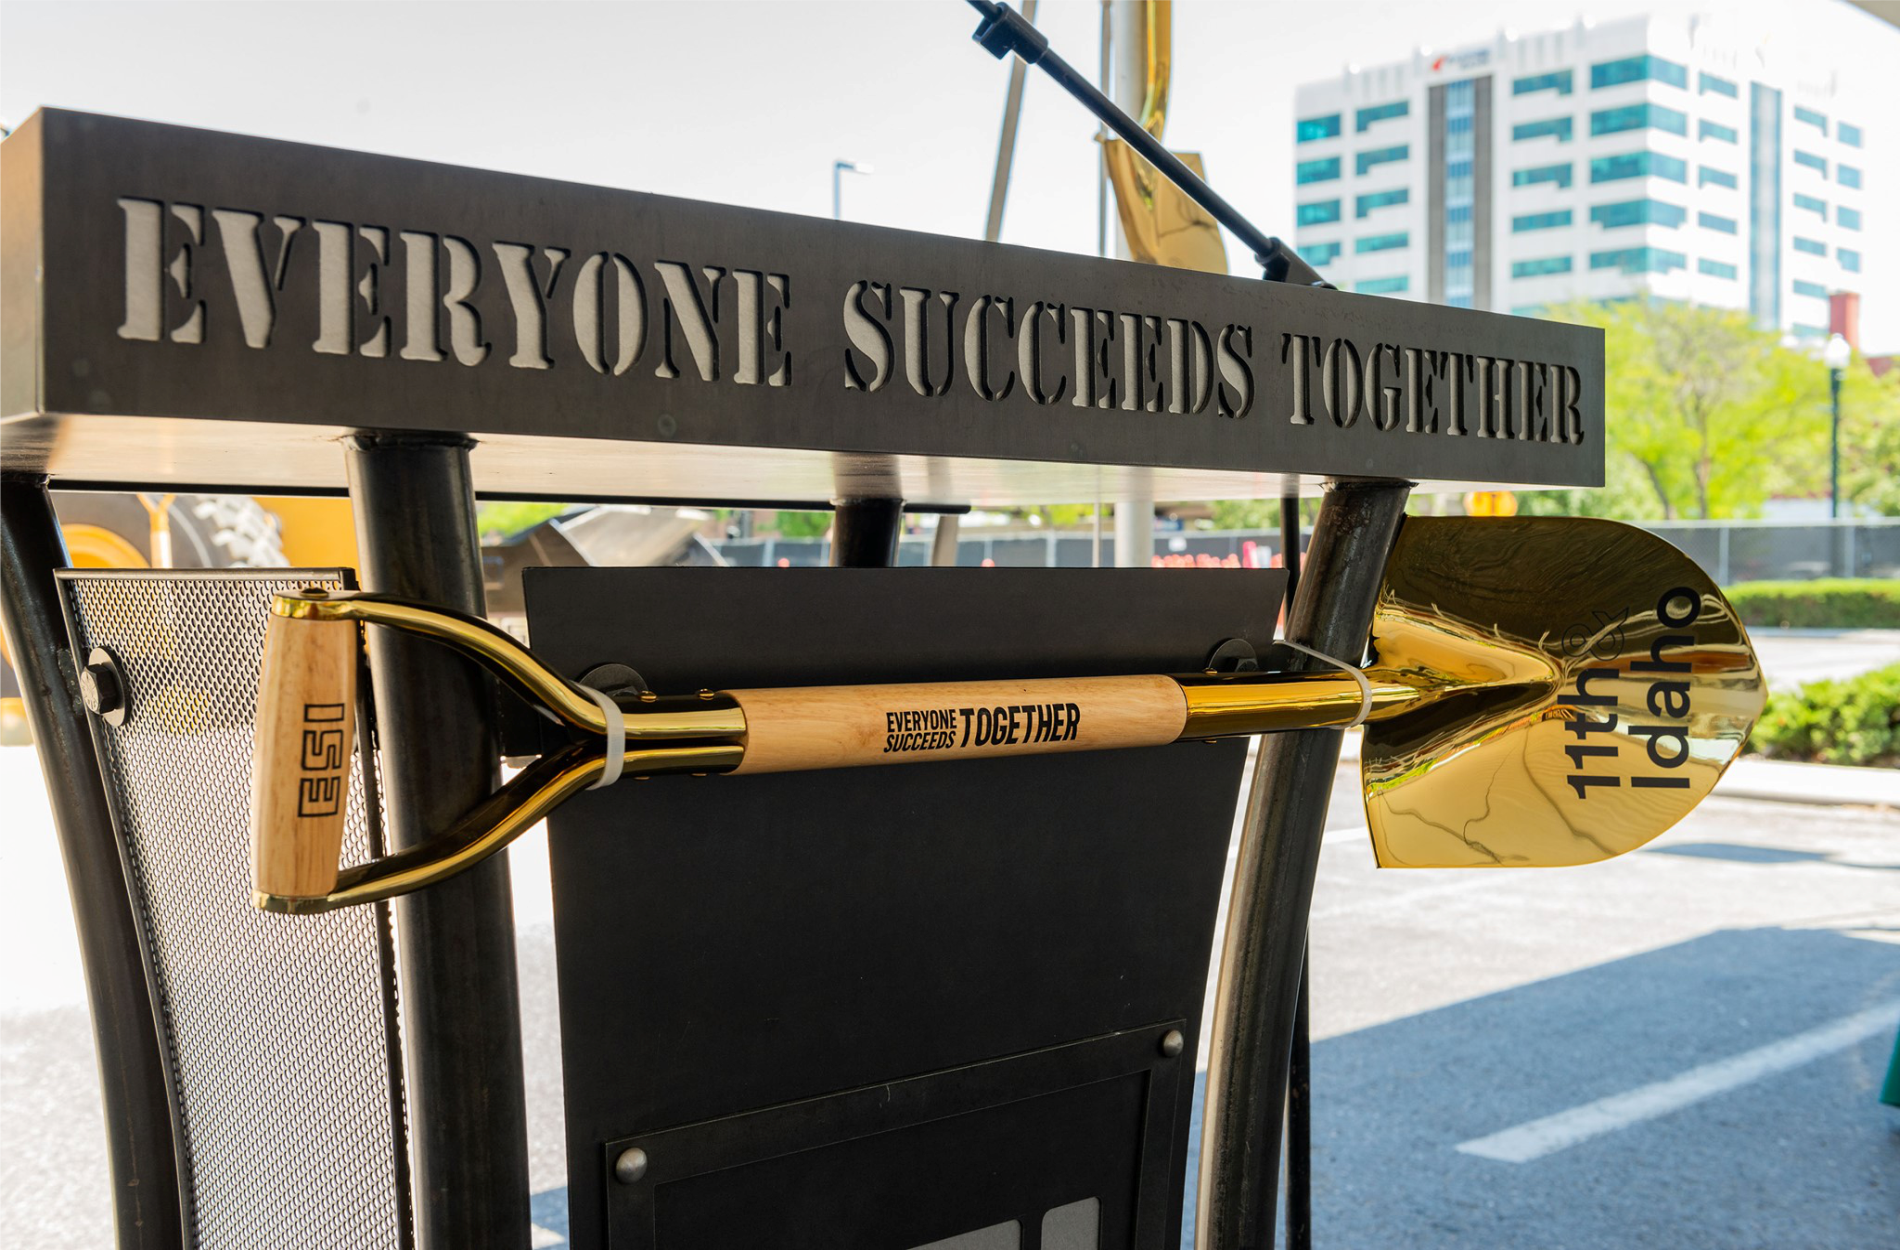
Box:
[58,570,410,1250]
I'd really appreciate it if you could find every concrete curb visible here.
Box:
[1715,758,1899,809]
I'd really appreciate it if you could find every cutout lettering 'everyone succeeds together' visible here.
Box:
[112,194,1586,444]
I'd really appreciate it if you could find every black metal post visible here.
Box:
[0,475,185,1250]
[1199,480,1410,1250]
[829,497,905,568]
[1277,494,1311,1250]
[344,434,530,1250]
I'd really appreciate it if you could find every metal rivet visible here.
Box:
[614,1146,649,1185]
[79,648,127,727]
[1159,1029,1185,1058]
[697,689,716,700]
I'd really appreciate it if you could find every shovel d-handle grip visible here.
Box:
[251,610,358,899]
[727,675,1188,774]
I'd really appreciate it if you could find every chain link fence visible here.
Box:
[717,519,1900,584]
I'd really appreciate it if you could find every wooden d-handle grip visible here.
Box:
[251,611,358,898]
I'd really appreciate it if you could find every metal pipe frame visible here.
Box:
[1199,479,1411,1250]
[0,474,186,1250]
[829,497,905,568]
[343,433,531,1250]
[1278,493,1312,1250]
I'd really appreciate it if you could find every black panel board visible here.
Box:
[528,567,1286,1250]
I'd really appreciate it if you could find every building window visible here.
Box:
[1512,163,1572,190]
[1698,258,1737,280]
[1445,248,1472,269]
[1840,248,1861,273]
[1700,166,1738,189]
[1512,117,1573,143]
[1838,165,1861,189]
[1792,280,1829,299]
[1447,204,1472,224]
[1296,199,1341,226]
[1591,55,1688,90]
[1356,188,1410,217]
[1512,209,1574,232]
[1513,70,1573,96]
[1512,256,1573,278]
[1590,246,1687,273]
[1296,113,1341,143]
[1591,103,1688,137]
[1591,152,1688,184]
[1356,101,1409,132]
[1839,122,1863,148]
[1749,82,1782,339]
[1590,199,1687,229]
[1699,120,1738,144]
[1792,236,1826,256]
[1792,193,1827,220]
[1356,275,1409,294]
[1698,211,1738,234]
[1303,240,1342,265]
[1297,157,1341,185]
[1356,145,1409,175]
[1792,150,1828,176]
[1699,72,1738,98]
[1356,232,1409,254]
[1793,106,1828,134]
[1838,207,1861,231]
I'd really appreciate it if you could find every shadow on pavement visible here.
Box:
[1293,926,1900,1250]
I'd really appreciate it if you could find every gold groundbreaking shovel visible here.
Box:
[250,517,1763,914]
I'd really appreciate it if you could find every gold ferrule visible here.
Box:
[1176,672,1420,738]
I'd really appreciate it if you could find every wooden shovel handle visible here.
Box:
[251,611,358,898]
[728,675,1187,774]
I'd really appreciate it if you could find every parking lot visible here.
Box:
[6,742,1897,1249]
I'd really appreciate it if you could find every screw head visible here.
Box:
[613,1146,649,1185]
[79,648,127,726]
[1159,1029,1186,1058]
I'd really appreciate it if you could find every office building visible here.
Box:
[1291,15,1871,336]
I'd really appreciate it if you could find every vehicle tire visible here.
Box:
[49,491,286,569]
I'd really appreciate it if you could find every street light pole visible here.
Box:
[1823,332,1852,520]
[1830,366,1843,520]
[832,159,873,220]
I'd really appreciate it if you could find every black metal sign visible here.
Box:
[4,110,1603,501]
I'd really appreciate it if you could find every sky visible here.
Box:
[2,0,1895,347]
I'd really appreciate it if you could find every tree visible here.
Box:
[1837,364,1900,516]
[1524,300,1830,520]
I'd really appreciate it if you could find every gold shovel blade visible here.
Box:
[1102,141,1229,275]
[1362,517,1764,868]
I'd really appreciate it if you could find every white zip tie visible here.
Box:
[1277,638,1375,729]
[583,686,626,789]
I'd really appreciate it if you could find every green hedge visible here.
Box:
[1725,579,1900,630]
[1751,662,1900,768]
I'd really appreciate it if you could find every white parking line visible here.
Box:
[1455,999,1900,1164]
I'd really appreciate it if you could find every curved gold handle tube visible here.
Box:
[272,590,747,742]
[254,740,743,914]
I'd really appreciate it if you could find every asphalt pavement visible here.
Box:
[4,627,1896,1249]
